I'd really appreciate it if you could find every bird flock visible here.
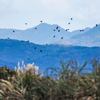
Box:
[6,18,99,61]
[52,18,73,39]
[10,18,73,59]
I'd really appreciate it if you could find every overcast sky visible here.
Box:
[0,0,100,32]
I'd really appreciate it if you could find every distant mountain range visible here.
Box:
[70,24,100,47]
[53,24,100,47]
[0,23,100,75]
[0,23,95,46]
[0,39,100,75]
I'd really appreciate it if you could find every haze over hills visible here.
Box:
[0,22,100,75]
[69,24,100,47]
[0,38,100,75]
[54,24,100,47]
[0,23,91,45]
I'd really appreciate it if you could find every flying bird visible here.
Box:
[8,37,9,39]
[71,18,73,20]
[66,29,69,31]
[68,22,70,25]
[40,50,42,52]
[54,29,55,31]
[35,28,37,29]
[58,30,60,32]
[53,35,55,37]
[28,58,29,60]
[40,21,42,22]
[34,47,36,49]
[56,26,58,29]
[25,23,27,25]
[96,24,98,27]
[61,37,63,39]
[80,30,84,32]
[22,40,24,42]
[13,30,15,32]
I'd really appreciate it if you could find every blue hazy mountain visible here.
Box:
[55,24,100,47]
[0,39,100,75]
[68,24,100,47]
[0,23,91,45]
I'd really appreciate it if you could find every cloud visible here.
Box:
[0,0,40,12]
[0,0,9,4]
[40,0,70,12]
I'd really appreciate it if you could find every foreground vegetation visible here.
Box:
[0,58,100,100]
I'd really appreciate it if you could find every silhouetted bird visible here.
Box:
[40,50,42,52]
[66,29,69,31]
[25,23,27,25]
[61,37,63,39]
[56,26,58,29]
[28,58,29,60]
[22,40,24,42]
[35,28,37,29]
[13,30,15,32]
[40,21,42,22]
[58,30,60,32]
[34,47,36,49]
[80,30,84,32]
[68,22,70,25]
[96,24,98,27]
[53,35,55,37]
[71,18,73,20]
[54,29,55,31]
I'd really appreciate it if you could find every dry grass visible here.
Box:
[0,58,100,100]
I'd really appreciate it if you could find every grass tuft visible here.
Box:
[0,58,100,100]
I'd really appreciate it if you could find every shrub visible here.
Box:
[0,66,18,82]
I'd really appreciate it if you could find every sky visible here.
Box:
[0,0,100,32]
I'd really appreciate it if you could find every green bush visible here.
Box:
[0,66,18,82]
[0,59,100,100]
